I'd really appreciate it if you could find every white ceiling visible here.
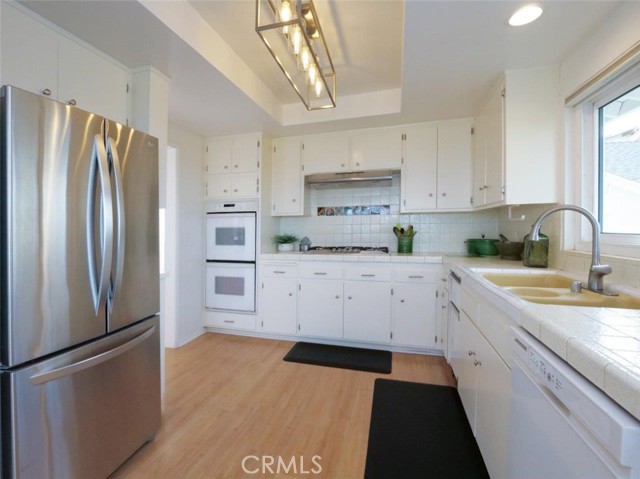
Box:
[19,0,621,138]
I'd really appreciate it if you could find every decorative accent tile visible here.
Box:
[317,205,390,216]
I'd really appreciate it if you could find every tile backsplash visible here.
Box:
[279,179,500,253]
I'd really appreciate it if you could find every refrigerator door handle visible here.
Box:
[87,134,114,313]
[107,137,126,310]
[29,324,157,385]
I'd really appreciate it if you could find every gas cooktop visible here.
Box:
[306,246,389,254]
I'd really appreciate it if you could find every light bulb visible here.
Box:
[315,78,323,97]
[308,63,317,85]
[279,0,292,34]
[290,25,302,55]
[299,46,311,71]
[508,4,543,26]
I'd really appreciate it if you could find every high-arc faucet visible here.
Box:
[529,205,614,294]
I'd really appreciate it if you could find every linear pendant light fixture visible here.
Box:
[256,0,336,110]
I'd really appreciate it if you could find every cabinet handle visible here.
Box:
[478,186,485,191]
[314,272,327,276]
[429,193,433,197]
[223,189,228,193]
[288,292,293,296]
[408,275,424,279]
[224,165,228,169]
[468,350,476,356]
[273,271,286,274]
[292,198,297,202]
[400,299,405,303]
[234,164,238,168]
[335,295,340,299]
[68,99,77,106]
[474,360,482,366]
[234,189,238,192]
[441,192,447,197]
[348,296,352,300]
[341,163,345,167]
[223,320,235,324]
[356,162,360,166]
[42,88,52,96]
[361,274,375,277]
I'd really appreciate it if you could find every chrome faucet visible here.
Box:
[529,205,615,295]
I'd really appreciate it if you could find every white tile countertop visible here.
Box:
[446,256,640,422]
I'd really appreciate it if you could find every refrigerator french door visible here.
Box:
[1,85,160,478]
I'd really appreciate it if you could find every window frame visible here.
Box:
[573,62,640,259]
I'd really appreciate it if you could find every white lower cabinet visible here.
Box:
[297,279,343,338]
[344,281,392,343]
[450,280,511,479]
[392,282,437,348]
[257,261,441,351]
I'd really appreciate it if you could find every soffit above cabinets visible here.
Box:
[17,0,621,137]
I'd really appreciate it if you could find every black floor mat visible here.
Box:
[364,379,489,479]
[283,342,391,374]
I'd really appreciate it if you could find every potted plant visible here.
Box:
[273,234,299,252]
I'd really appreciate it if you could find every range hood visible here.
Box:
[305,170,398,188]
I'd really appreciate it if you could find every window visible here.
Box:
[597,84,640,235]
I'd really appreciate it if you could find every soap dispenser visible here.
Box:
[523,232,549,268]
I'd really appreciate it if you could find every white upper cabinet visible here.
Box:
[473,66,559,208]
[272,137,303,216]
[204,133,261,199]
[350,127,403,171]
[57,36,129,124]
[401,119,473,213]
[1,4,130,124]
[437,120,473,209]
[1,4,58,98]
[401,124,438,211]
[302,133,349,175]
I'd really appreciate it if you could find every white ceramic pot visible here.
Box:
[278,243,294,252]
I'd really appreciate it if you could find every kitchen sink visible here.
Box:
[482,273,640,309]
[482,273,573,288]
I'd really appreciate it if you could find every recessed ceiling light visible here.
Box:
[509,4,543,26]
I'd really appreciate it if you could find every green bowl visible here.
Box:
[465,239,499,256]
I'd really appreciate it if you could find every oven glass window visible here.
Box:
[215,276,245,296]
[215,227,246,246]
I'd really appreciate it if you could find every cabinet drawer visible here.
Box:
[393,269,437,283]
[300,263,343,280]
[262,263,297,278]
[207,314,256,331]
[345,267,391,282]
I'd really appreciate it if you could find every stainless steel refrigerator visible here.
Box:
[0,86,161,478]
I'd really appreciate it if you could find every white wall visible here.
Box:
[168,122,206,346]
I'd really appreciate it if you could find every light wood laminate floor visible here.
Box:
[111,333,456,479]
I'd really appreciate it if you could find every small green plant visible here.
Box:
[273,233,299,244]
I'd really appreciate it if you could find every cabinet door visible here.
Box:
[401,125,437,212]
[232,134,259,173]
[475,333,510,479]
[298,280,343,338]
[472,115,488,207]
[205,174,231,198]
[302,133,349,175]
[206,138,232,174]
[0,3,58,99]
[344,281,391,343]
[350,128,402,171]
[392,282,437,348]
[231,173,259,197]
[272,138,303,216]
[455,312,479,432]
[437,121,472,209]
[483,83,505,205]
[260,277,297,334]
[58,36,129,124]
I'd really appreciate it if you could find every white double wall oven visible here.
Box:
[205,201,257,312]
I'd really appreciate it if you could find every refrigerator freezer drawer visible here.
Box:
[1,317,161,479]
